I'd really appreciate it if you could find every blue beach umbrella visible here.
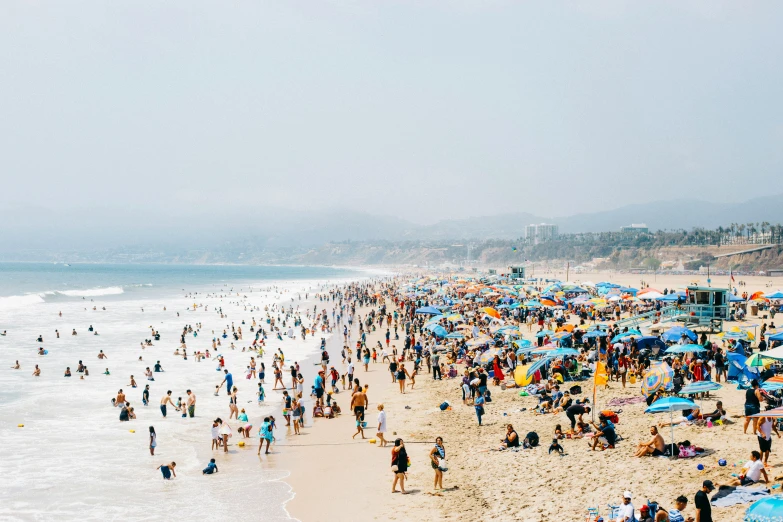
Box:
[535,329,555,338]
[513,339,532,348]
[662,327,697,343]
[429,325,448,338]
[583,330,607,339]
[415,306,442,315]
[547,348,580,357]
[445,332,464,340]
[744,495,783,522]
[526,356,552,379]
[769,331,783,342]
[665,344,708,354]
[764,291,783,299]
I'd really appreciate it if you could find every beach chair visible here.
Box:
[606,504,620,521]
[585,506,600,521]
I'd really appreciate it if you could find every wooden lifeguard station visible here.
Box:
[508,266,526,281]
[681,285,729,332]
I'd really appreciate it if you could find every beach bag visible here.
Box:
[600,410,620,424]
[439,402,450,411]
[629,374,637,384]
[525,431,539,448]
[438,459,449,472]
[569,385,582,395]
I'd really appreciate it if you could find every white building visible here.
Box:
[620,223,649,234]
[525,223,558,244]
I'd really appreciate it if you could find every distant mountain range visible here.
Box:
[1,194,781,256]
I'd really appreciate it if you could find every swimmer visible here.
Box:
[64,367,72,377]
[33,365,41,376]
[104,368,110,375]
[38,347,45,355]
[98,350,107,359]
[129,375,137,388]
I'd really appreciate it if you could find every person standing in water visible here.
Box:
[186,389,196,418]
[160,391,178,417]
[149,426,157,455]
[157,462,176,480]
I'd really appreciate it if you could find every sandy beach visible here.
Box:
[277,271,783,521]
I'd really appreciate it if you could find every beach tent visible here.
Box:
[526,356,553,379]
[769,331,783,343]
[727,350,759,382]
[645,397,699,459]
[729,294,745,302]
[764,290,783,299]
[635,336,667,353]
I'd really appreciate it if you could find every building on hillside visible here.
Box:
[524,223,558,244]
[620,223,649,234]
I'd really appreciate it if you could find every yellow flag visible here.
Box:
[594,361,608,386]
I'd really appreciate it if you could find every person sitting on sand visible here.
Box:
[726,450,769,486]
[658,408,700,427]
[589,418,616,451]
[634,426,666,457]
[554,424,564,440]
[572,421,591,438]
[702,401,726,422]
[499,424,519,449]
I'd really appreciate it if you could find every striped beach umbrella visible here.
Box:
[641,363,673,397]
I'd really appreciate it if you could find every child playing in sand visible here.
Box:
[548,438,564,455]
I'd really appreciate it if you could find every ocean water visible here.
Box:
[0,263,367,521]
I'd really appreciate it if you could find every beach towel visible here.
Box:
[606,397,647,408]
[710,485,770,507]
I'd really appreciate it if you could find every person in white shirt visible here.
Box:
[757,416,781,465]
[376,403,388,446]
[619,491,635,522]
[728,450,769,485]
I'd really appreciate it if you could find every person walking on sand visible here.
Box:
[391,439,408,494]
[351,385,368,439]
[186,389,196,418]
[376,404,388,446]
[396,362,410,394]
[160,390,178,417]
[149,426,157,455]
[430,436,446,491]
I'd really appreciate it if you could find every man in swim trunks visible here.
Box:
[634,426,666,457]
[160,391,177,417]
[186,389,196,418]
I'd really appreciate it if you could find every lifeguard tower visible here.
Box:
[681,285,729,332]
[508,266,526,280]
[615,285,729,333]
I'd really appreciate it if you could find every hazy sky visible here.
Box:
[1,1,782,224]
